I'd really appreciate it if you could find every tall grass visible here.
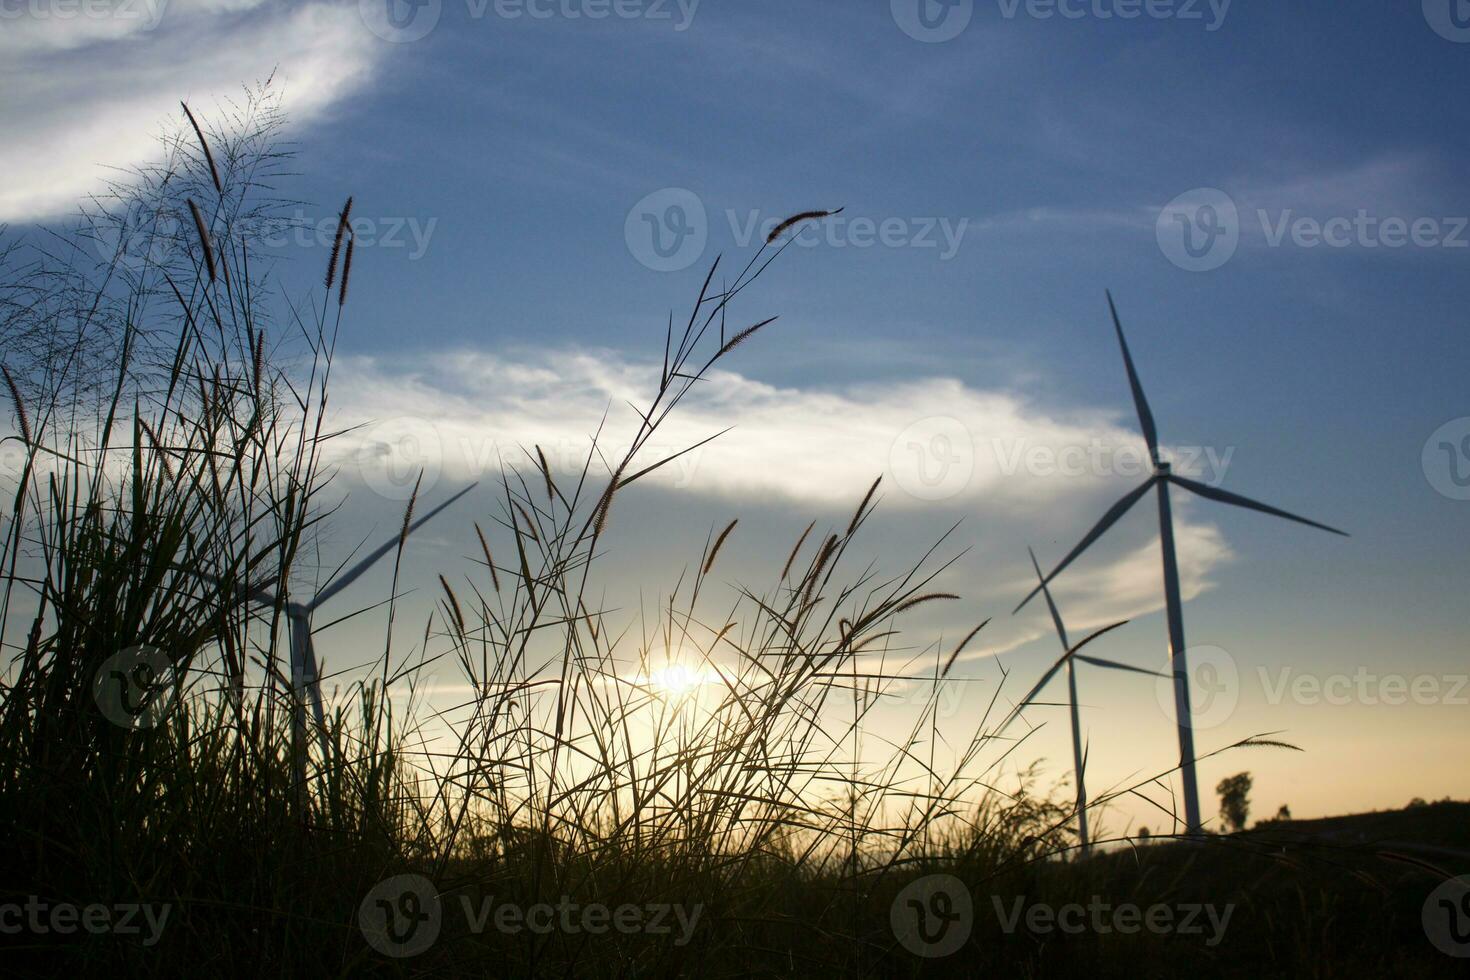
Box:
[0,94,1065,975]
[0,99,1449,979]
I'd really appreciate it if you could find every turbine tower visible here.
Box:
[205,483,476,765]
[1016,547,1163,855]
[1015,293,1346,836]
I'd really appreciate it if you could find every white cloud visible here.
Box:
[0,0,383,222]
[1235,152,1446,219]
[322,346,1236,661]
[325,346,1222,507]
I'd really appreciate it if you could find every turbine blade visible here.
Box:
[997,620,1129,734]
[1063,620,1129,661]
[1029,546,1070,650]
[999,655,1070,731]
[303,635,328,732]
[296,632,331,762]
[1168,474,1348,537]
[310,482,479,610]
[1107,290,1160,464]
[1074,653,1168,678]
[171,563,280,608]
[245,575,282,605]
[1014,478,1157,613]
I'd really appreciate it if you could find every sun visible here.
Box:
[650,662,708,701]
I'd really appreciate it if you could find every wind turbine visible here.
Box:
[1010,547,1164,856]
[1015,293,1347,836]
[198,482,477,765]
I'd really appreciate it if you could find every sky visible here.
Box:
[3,0,1469,830]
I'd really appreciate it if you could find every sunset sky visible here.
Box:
[4,0,1468,828]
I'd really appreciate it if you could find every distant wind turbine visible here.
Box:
[1015,293,1347,836]
[1012,547,1164,856]
[197,482,477,764]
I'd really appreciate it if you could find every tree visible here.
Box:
[1274,804,1292,821]
[1216,772,1252,832]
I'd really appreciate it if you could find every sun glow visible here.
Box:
[648,662,713,701]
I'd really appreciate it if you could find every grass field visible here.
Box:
[1,99,1465,978]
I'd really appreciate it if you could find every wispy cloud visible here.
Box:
[325,345,1228,506]
[0,0,382,222]
[1234,151,1451,218]
[321,345,1235,663]
[973,149,1464,257]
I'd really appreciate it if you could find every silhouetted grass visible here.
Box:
[0,98,1459,979]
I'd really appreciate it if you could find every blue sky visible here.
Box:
[4,0,1469,825]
